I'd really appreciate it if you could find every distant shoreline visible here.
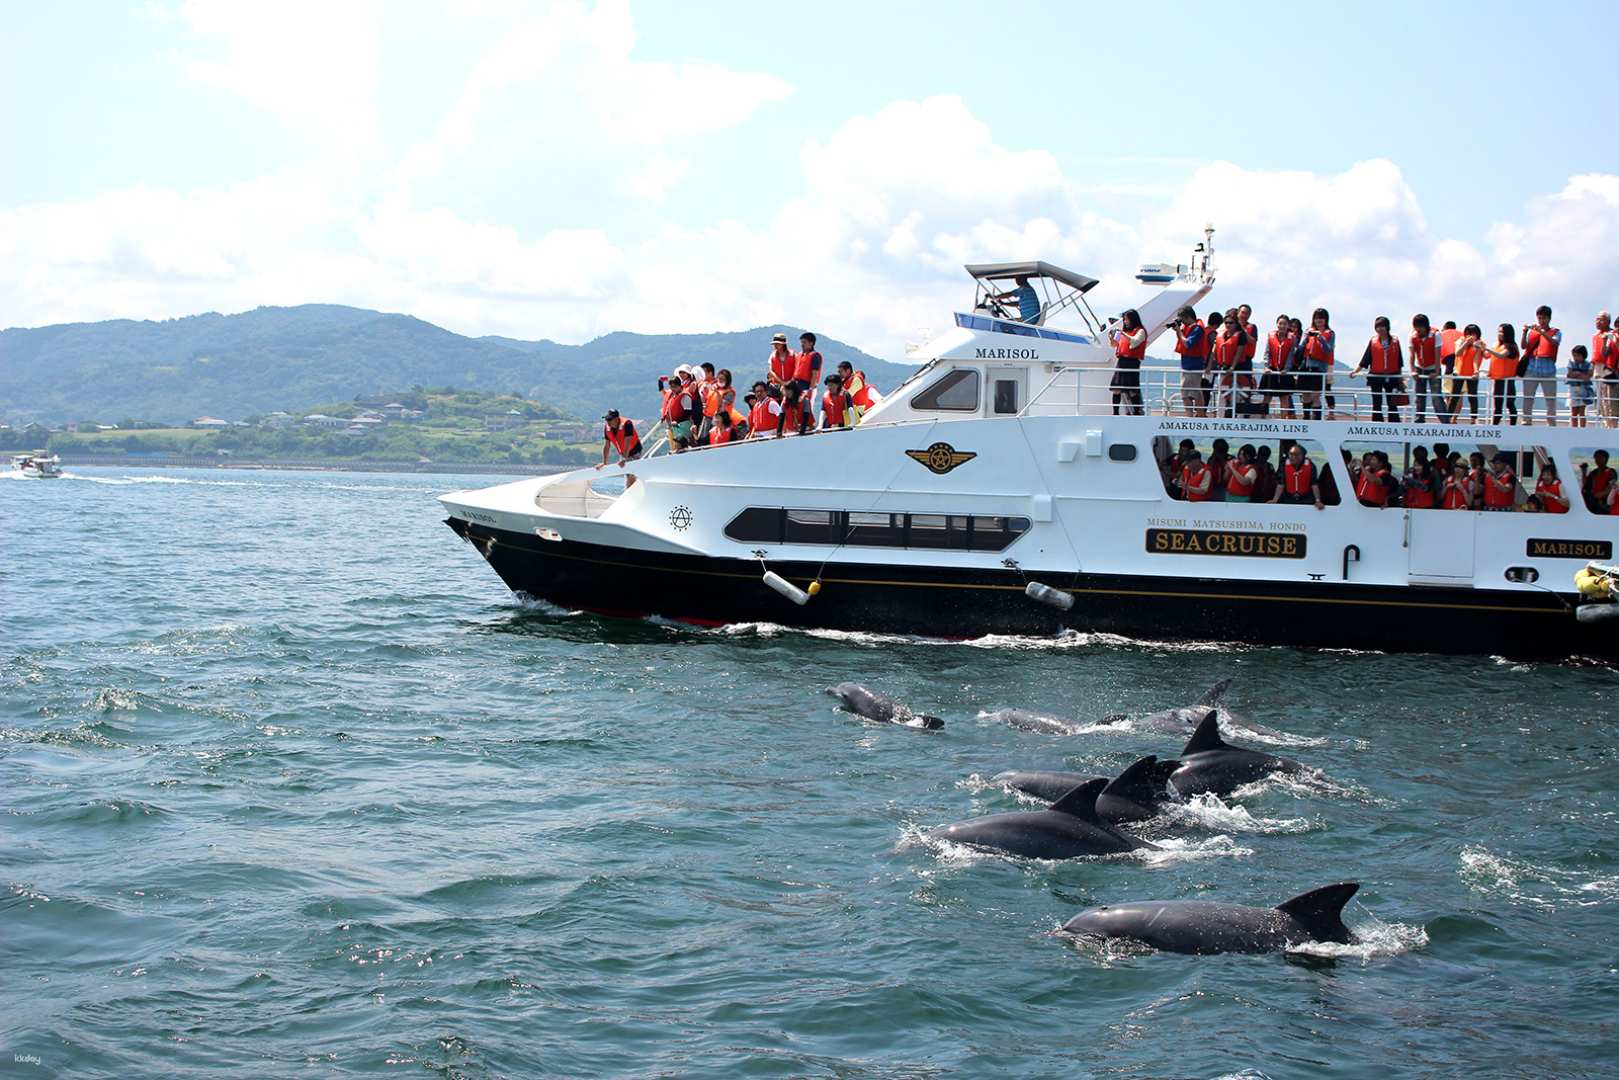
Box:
[53,452,569,477]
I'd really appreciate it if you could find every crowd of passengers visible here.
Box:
[598,331,883,469]
[1163,438,1619,515]
[1115,303,1619,427]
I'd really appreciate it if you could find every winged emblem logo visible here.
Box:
[905,442,977,475]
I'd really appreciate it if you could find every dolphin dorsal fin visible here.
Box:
[1196,677,1233,706]
[1276,882,1359,943]
[1181,710,1226,755]
[1048,778,1108,822]
[1101,756,1163,802]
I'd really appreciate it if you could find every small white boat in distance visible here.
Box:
[11,453,63,479]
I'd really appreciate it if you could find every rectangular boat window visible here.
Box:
[846,511,904,547]
[723,506,785,543]
[967,515,1031,551]
[993,379,1019,414]
[905,513,952,548]
[784,509,839,544]
[911,369,980,411]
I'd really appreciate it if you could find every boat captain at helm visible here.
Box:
[990,276,1043,325]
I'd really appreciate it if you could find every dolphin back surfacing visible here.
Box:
[1062,882,1360,954]
[826,683,943,730]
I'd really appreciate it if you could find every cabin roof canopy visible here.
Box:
[964,261,1099,295]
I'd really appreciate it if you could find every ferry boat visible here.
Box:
[441,231,1619,660]
[11,453,63,479]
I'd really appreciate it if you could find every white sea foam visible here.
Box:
[1459,844,1619,910]
[898,824,1250,866]
[513,593,581,617]
[1159,793,1319,835]
[1286,911,1429,961]
[1131,834,1254,864]
[1232,766,1382,805]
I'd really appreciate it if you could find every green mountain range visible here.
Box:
[0,304,918,426]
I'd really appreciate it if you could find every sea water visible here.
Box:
[2,467,1616,1078]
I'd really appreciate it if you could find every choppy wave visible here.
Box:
[1158,794,1320,835]
[1458,845,1619,910]
[899,824,1251,866]
[1286,912,1429,961]
[1232,767,1383,805]
[57,473,257,487]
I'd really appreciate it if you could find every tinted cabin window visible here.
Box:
[993,379,1019,414]
[784,509,839,544]
[724,507,785,543]
[912,369,980,411]
[846,511,903,546]
[967,515,1022,551]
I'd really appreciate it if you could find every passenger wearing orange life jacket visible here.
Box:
[1224,445,1258,503]
[1298,308,1335,420]
[1520,305,1562,426]
[1179,450,1213,502]
[747,381,781,439]
[1270,443,1325,509]
[1409,314,1442,423]
[820,374,854,430]
[1403,460,1437,509]
[1451,324,1485,423]
[1261,315,1298,420]
[775,384,812,438]
[1352,315,1404,422]
[708,410,737,445]
[766,332,794,389]
[1437,320,1463,423]
[1210,311,1247,418]
[836,361,878,424]
[658,369,698,451]
[1534,460,1569,513]
[1483,454,1518,510]
[1111,308,1147,416]
[1234,303,1259,414]
[1582,450,1616,512]
[597,409,643,473]
[1170,306,1209,416]
[1440,461,1473,509]
[1352,451,1393,508]
[1593,312,1619,427]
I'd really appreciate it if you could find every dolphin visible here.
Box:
[826,683,943,730]
[994,756,1181,823]
[1103,678,1232,732]
[1168,711,1301,797]
[979,707,1086,736]
[1061,882,1360,955]
[926,779,1155,859]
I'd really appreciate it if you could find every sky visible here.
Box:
[4,0,1619,358]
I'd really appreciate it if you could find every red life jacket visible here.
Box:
[1265,331,1294,370]
[768,349,793,384]
[1483,469,1515,509]
[1610,489,1619,516]
[1304,328,1334,363]
[1410,332,1440,372]
[1535,476,1567,513]
[1592,332,1619,370]
[1404,478,1435,509]
[1441,476,1471,509]
[1174,319,1207,359]
[603,420,640,457]
[822,390,851,428]
[848,371,878,409]
[1283,459,1315,495]
[1212,332,1242,370]
[1356,467,1390,507]
[779,398,811,432]
[748,398,779,434]
[791,349,822,385]
[661,388,691,423]
[1182,463,1213,502]
[1226,462,1256,498]
[1114,329,1147,361]
[709,425,734,445]
[1525,326,1560,359]
[1242,322,1258,361]
[1367,337,1402,375]
[1589,466,1615,501]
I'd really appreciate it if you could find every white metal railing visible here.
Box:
[1025,367,1619,425]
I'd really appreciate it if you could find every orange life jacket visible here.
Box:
[1182,463,1213,502]
[660,388,692,423]
[1212,332,1242,370]
[709,425,734,445]
[1114,328,1147,361]
[1404,477,1435,509]
[768,348,793,384]
[1283,459,1315,496]
[1441,476,1471,509]
[1304,328,1334,363]
[603,420,640,457]
[1225,461,1256,498]
[1367,337,1402,376]
[1410,331,1440,372]
[1266,331,1294,371]
[1356,466,1390,507]
[1174,319,1207,359]
[1454,341,1482,378]
[1525,326,1560,359]
[1588,466,1615,501]
[822,390,851,428]
[1535,476,1567,513]
[1440,327,1462,360]
[748,398,779,435]
[1483,469,1516,508]
[779,398,811,433]
[792,349,822,385]
[1592,332,1619,370]
[1242,322,1258,362]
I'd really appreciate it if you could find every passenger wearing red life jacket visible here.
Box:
[1482,455,1517,510]
[748,382,782,439]
[1234,304,1259,413]
[1179,451,1213,502]
[597,409,643,471]
[1210,312,1246,418]
[1409,314,1442,423]
[1269,443,1324,509]
[1262,316,1298,420]
[1403,462,1437,509]
[1520,306,1562,426]
[708,411,736,445]
[1171,306,1209,416]
[775,386,812,438]
[1534,462,1569,513]
[1111,308,1148,416]
[1440,461,1473,509]
[1583,450,1616,512]
[1352,316,1404,422]
[766,332,794,388]
[1224,445,1258,503]
[1298,309,1335,420]
[659,371,698,450]
[836,361,878,424]
[1436,321,1463,423]
[1353,452,1392,508]
[820,374,854,430]
[1592,313,1619,427]
[791,332,824,422]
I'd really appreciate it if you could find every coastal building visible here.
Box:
[190,416,230,428]
[302,414,346,429]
